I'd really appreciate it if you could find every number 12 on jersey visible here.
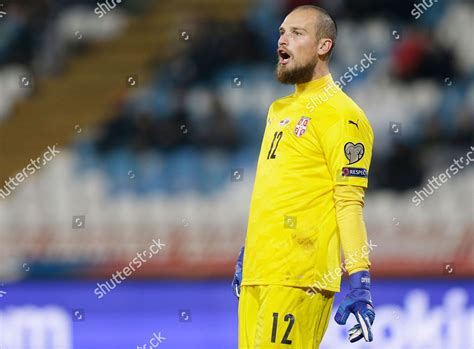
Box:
[267,131,283,159]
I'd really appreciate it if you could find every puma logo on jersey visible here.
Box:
[348,119,359,129]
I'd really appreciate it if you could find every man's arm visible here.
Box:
[334,185,370,274]
[333,184,375,343]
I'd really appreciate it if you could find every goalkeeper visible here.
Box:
[232,5,375,349]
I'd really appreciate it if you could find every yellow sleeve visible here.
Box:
[319,113,374,188]
[334,184,371,274]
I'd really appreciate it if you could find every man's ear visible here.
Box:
[317,38,333,56]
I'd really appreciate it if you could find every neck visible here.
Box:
[310,61,330,81]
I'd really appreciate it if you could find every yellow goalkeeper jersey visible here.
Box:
[242,74,374,292]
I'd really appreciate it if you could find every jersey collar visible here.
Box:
[294,74,334,95]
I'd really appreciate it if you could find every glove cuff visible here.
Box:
[235,246,245,273]
[349,270,371,290]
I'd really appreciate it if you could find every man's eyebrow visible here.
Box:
[279,26,307,32]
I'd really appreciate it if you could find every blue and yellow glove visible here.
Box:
[231,247,244,299]
[335,270,375,343]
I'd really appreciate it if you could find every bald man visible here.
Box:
[232,5,376,348]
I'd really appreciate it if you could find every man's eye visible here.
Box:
[294,31,302,36]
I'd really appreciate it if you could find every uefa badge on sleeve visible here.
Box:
[294,116,311,137]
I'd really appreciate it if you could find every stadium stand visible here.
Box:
[0,0,472,280]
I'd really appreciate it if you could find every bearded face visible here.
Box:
[275,9,326,85]
[276,51,318,84]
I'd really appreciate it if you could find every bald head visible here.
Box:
[291,5,337,59]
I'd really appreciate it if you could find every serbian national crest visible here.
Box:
[294,116,311,137]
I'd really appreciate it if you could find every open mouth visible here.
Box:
[278,48,291,65]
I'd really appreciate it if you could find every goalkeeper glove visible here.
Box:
[335,270,375,343]
[231,246,244,299]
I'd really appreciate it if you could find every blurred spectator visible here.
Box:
[191,92,239,151]
[0,3,41,67]
[392,30,458,81]
[380,143,424,191]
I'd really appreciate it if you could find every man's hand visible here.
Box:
[335,270,375,343]
[231,247,244,299]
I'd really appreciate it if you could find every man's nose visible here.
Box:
[278,33,288,47]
